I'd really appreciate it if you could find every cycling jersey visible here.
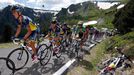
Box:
[48,26,60,37]
[16,15,37,31]
[16,15,39,40]
[62,26,71,35]
[76,26,85,38]
[76,26,85,33]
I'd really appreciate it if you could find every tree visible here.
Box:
[112,0,134,34]
[2,25,13,42]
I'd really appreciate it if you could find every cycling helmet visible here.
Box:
[63,22,67,26]
[11,5,23,13]
[51,20,57,24]
[73,25,76,27]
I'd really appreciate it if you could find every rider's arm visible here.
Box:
[82,29,89,40]
[45,32,51,38]
[15,15,23,38]
[15,25,21,37]
[23,25,32,40]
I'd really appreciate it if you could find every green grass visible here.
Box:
[120,0,130,3]
[67,1,134,74]
[106,31,134,58]
[67,38,111,75]
[67,31,134,75]
[0,42,17,48]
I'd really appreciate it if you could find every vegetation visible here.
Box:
[105,31,134,58]
[113,0,134,34]
[68,0,134,75]
[67,38,113,75]
[56,1,101,25]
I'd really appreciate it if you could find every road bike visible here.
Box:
[40,38,65,65]
[6,37,49,71]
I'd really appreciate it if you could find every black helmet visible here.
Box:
[63,22,67,25]
[51,20,57,24]
[11,5,23,13]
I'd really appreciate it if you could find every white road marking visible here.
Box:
[53,59,76,75]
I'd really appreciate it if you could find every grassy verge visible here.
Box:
[67,31,134,75]
[67,38,111,75]
[105,31,134,59]
[0,42,16,48]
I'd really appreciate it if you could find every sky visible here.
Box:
[0,0,119,10]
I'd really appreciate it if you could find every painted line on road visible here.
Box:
[98,40,102,43]
[89,44,95,48]
[53,59,76,75]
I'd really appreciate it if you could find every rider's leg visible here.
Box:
[28,40,37,55]
[28,31,38,62]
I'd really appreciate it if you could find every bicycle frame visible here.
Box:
[46,39,60,53]
[12,38,45,59]
[99,50,131,75]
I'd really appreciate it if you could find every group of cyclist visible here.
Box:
[11,5,90,62]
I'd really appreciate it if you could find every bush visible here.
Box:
[124,46,134,59]
[112,0,134,34]
[105,31,134,58]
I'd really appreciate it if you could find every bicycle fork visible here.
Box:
[17,50,23,60]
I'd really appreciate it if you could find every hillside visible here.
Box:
[113,0,134,34]
[56,1,101,25]
[0,1,101,42]
[67,0,134,75]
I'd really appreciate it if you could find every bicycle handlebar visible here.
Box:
[12,38,21,45]
[12,38,26,47]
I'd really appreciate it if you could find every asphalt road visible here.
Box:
[0,34,104,75]
[0,48,71,75]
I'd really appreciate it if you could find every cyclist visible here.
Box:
[45,20,61,55]
[82,25,90,42]
[61,23,72,44]
[76,21,85,39]
[11,5,39,62]
[71,25,77,39]
[76,21,90,49]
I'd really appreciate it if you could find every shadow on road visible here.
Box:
[14,56,66,75]
[15,63,42,75]
[50,56,66,73]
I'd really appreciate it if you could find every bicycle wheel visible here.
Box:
[68,42,76,59]
[39,44,52,66]
[7,48,29,70]
[75,46,80,58]
[56,45,64,58]
[0,57,15,75]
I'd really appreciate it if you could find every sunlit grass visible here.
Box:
[0,42,17,48]
[67,38,110,75]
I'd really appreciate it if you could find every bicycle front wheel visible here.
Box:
[56,45,64,58]
[39,44,52,66]
[7,48,29,70]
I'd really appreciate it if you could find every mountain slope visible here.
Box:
[56,1,100,24]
